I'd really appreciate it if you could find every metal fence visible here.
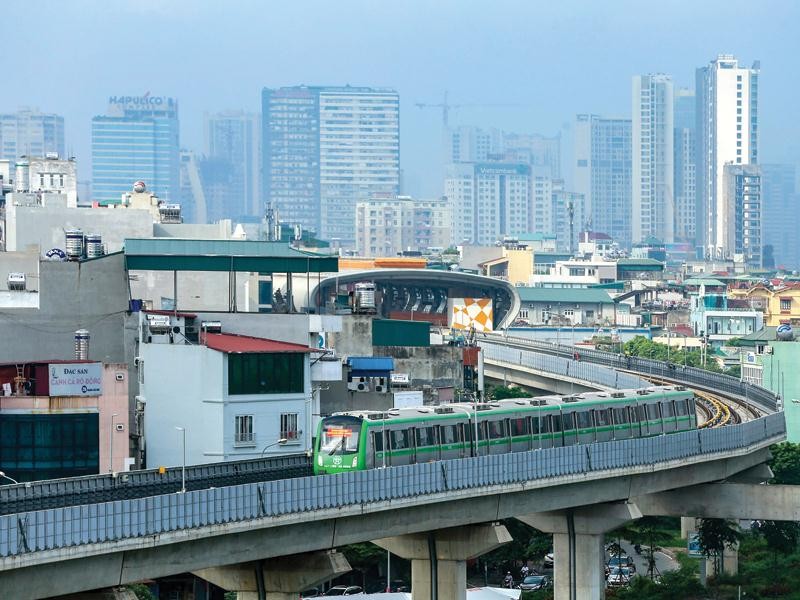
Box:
[480,335,780,413]
[481,343,648,390]
[0,454,311,516]
[0,413,785,559]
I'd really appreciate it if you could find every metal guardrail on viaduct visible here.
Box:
[0,332,787,600]
[480,333,780,413]
[0,420,786,559]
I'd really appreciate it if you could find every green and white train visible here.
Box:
[313,386,698,475]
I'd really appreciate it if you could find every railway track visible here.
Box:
[640,373,763,428]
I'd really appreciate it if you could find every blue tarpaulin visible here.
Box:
[347,356,394,377]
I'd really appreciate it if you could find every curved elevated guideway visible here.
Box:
[0,332,787,600]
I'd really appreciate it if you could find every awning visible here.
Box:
[347,356,394,377]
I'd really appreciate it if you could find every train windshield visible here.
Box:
[320,417,362,455]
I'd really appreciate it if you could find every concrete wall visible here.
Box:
[139,341,312,467]
[0,253,129,364]
[140,343,225,468]
[0,247,40,308]
[375,345,462,389]
[5,203,153,253]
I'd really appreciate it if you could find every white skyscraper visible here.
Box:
[696,55,760,259]
[632,74,674,243]
[445,162,531,246]
[674,88,696,244]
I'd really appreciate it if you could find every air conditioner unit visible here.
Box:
[347,381,361,391]
[375,385,386,393]
[357,383,368,392]
[115,423,125,432]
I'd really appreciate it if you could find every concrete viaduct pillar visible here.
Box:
[374,523,512,600]
[520,503,642,600]
[193,550,351,600]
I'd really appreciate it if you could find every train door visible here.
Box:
[372,429,389,468]
[661,400,677,433]
[612,406,632,439]
[629,405,643,438]
[389,428,413,465]
[439,423,460,460]
[510,416,529,452]
[575,409,595,443]
[486,419,509,455]
[551,413,564,447]
[561,411,578,446]
[538,413,554,448]
[593,408,612,442]
[645,401,663,435]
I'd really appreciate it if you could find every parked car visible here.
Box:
[606,566,634,588]
[323,586,364,596]
[301,589,320,598]
[543,552,554,568]
[517,575,551,591]
[606,555,636,575]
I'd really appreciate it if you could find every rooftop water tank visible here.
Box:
[85,234,104,258]
[65,229,84,260]
[74,329,90,360]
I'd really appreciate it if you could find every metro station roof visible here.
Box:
[123,238,339,273]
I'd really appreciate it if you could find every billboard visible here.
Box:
[449,298,494,332]
[49,363,103,397]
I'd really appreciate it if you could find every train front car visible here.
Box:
[314,414,368,474]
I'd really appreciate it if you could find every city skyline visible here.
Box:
[2,1,798,202]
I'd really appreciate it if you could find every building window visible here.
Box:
[281,413,299,440]
[228,353,305,395]
[781,298,792,312]
[234,415,254,445]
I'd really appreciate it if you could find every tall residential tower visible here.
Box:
[574,114,632,247]
[262,85,400,247]
[204,111,261,220]
[673,88,696,243]
[695,55,759,259]
[632,74,674,244]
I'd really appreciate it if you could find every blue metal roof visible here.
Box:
[347,356,394,376]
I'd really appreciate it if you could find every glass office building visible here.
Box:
[0,108,65,161]
[91,96,179,204]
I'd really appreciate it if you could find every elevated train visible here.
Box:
[314,386,697,475]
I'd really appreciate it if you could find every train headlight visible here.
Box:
[352,456,358,467]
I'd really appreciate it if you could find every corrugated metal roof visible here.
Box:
[683,277,726,287]
[203,333,312,354]
[517,287,615,304]
[123,238,339,273]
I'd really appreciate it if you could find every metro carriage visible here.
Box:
[313,386,697,475]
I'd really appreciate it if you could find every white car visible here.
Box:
[543,552,554,568]
[606,566,634,588]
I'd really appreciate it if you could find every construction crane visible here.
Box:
[415,91,525,128]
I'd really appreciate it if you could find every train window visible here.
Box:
[463,423,473,442]
[612,408,629,425]
[636,405,647,423]
[674,400,688,416]
[441,425,458,445]
[416,427,437,447]
[478,422,489,441]
[662,402,675,418]
[646,403,661,420]
[488,420,506,440]
[562,413,575,431]
[390,429,410,450]
[511,417,528,436]
[577,411,593,429]
[551,414,563,433]
[594,409,610,427]
[373,431,384,452]
[530,416,540,435]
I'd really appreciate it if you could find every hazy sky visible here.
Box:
[5,0,800,197]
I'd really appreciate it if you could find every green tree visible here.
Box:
[127,585,156,600]
[752,519,800,555]
[696,518,742,576]
[489,385,533,400]
[769,442,800,485]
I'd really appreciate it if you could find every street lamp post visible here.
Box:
[261,438,289,457]
[110,413,119,473]
[175,426,186,493]
[0,471,18,485]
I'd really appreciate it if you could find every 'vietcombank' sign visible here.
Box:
[49,363,103,397]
